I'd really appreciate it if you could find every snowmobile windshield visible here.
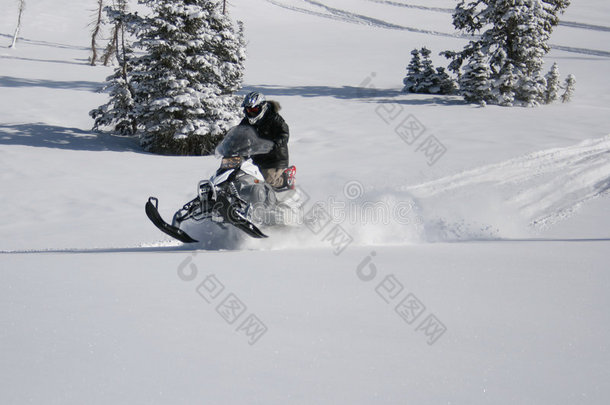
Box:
[215,125,274,158]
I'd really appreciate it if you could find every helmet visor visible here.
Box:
[245,105,261,117]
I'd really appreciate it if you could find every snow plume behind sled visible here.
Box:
[407,135,610,241]
[254,187,426,251]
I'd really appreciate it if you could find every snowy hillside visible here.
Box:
[1,1,609,404]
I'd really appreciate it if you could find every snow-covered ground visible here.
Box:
[1,0,609,404]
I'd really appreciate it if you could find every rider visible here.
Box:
[240,92,295,189]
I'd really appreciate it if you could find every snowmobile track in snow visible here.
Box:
[264,0,464,38]
[2,237,609,255]
[368,0,610,32]
[265,0,610,57]
[366,0,453,14]
[407,135,610,229]
[0,243,196,255]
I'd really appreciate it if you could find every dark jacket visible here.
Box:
[239,101,289,169]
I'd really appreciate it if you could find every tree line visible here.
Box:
[402,0,575,106]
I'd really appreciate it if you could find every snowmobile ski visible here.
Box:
[231,217,268,239]
[145,197,198,243]
[215,194,268,239]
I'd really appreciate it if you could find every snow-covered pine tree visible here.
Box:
[436,67,458,95]
[561,74,576,103]
[90,2,138,135]
[493,61,517,106]
[446,0,570,106]
[544,62,561,104]
[520,72,547,107]
[402,49,423,93]
[403,47,456,94]
[91,68,137,135]
[416,47,437,93]
[459,48,492,105]
[133,0,246,155]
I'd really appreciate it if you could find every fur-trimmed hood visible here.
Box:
[266,100,281,112]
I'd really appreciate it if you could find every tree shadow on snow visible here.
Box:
[1,32,89,51]
[373,96,467,106]
[243,84,466,106]
[0,123,140,152]
[244,84,401,100]
[0,75,101,91]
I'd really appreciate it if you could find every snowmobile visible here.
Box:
[145,125,305,243]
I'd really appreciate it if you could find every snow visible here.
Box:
[1,0,609,404]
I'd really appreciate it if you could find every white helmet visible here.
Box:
[242,92,268,124]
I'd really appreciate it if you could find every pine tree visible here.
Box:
[90,2,138,135]
[416,47,437,93]
[519,73,547,107]
[133,0,246,155]
[402,49,423,93]
[459,48,492,105]
[435,67,458,95]
[493,62,517,106]
[446,0,570,106]
[544,62,561,103]
[91,69,137,135]
[403,47,456,94]
[561,74,576,103]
